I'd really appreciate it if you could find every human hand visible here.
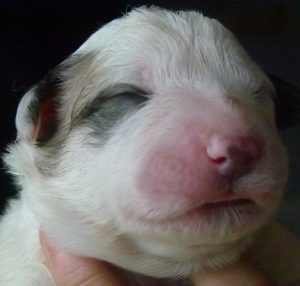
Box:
[40,233,123,286]
[40,233,277,286]
[191,256,277,286]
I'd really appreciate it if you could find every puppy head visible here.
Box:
[6,7,296,278]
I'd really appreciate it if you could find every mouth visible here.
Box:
[151,197,260,230]
[201,198,254,210]
[122,194,266,247]
[177,197,256,220]
[123,189,267,240]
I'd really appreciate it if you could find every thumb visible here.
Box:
[191,256,277,286]
[40,232,123,286]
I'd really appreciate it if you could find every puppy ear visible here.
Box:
[269,75,300,130]
[16,72,60,143]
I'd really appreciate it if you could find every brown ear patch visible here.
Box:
[27,72,61,143]
[32,96,57,142]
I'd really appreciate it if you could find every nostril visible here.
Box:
[211,156,227,164]
[207,136,259,180]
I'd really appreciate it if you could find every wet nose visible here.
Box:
[206,136,259,181]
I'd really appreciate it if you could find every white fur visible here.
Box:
[1,7,299,286]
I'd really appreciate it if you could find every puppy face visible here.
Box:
[6,7,290,278]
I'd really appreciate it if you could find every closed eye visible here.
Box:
[113,90,149,103]
[253,89,273,99]
[253,86,276,105]
[78,84,150,137]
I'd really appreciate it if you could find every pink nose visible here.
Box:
[206,136,259,181]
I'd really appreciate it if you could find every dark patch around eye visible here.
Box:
[80,86,149,137]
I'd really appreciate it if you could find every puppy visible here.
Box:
[1,6,299,286]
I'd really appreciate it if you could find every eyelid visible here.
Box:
[113,90,149,99]
[108,84,151,99]
[253,88,275,101]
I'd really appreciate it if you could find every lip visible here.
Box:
[123,196,264,245]
[201,198,253,209]
[202,190,251,204]
[171,198,256,222]
[131,197,258,227]
[148,200,260,241]
[122,188,265,234]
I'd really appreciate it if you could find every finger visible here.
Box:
[191,256,277,286]
[40,232,124,286]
